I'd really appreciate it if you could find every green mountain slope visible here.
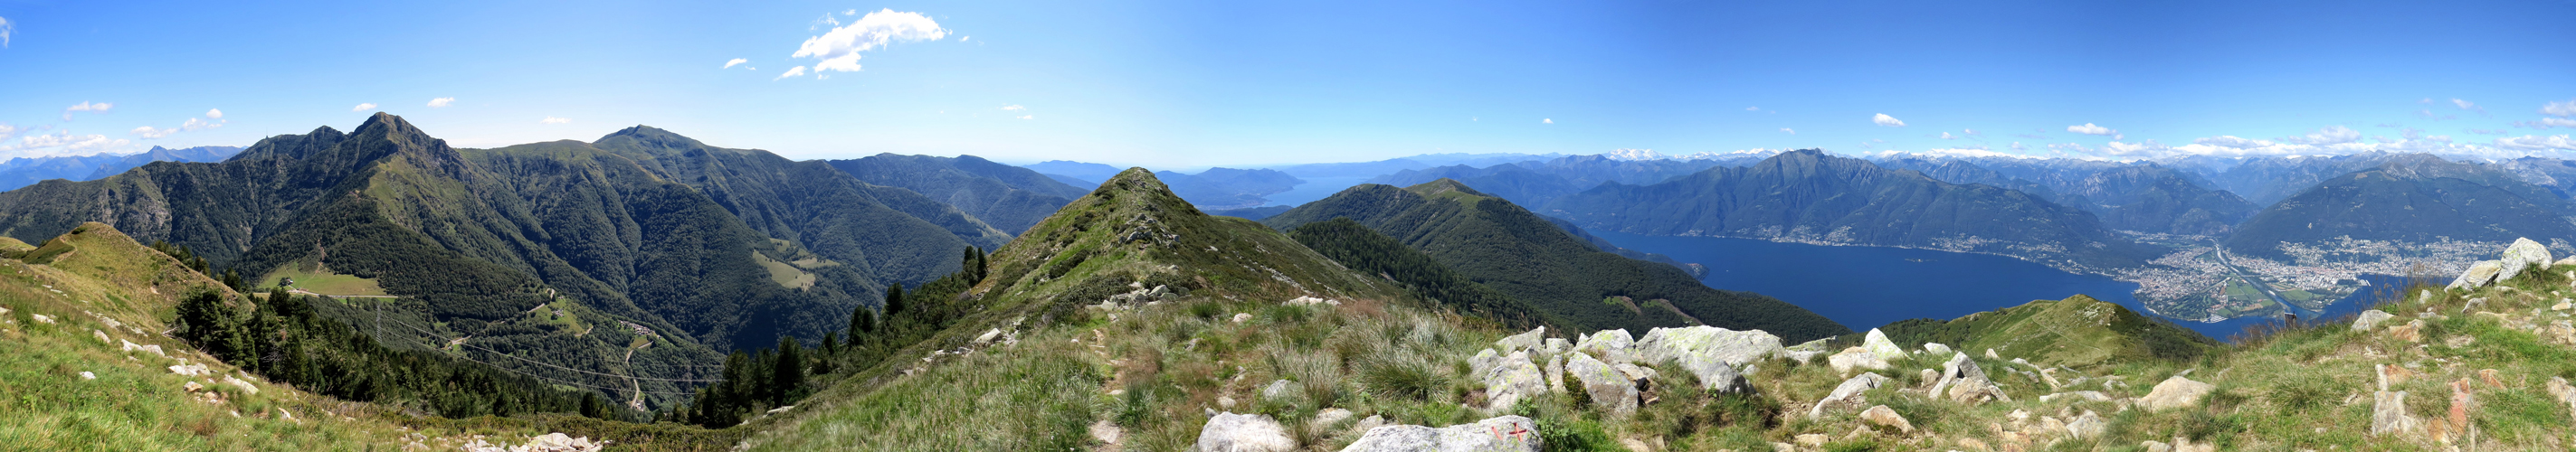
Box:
[2228,154,2576,258]
[1261,179,1848,342]
[1867,295,2221,368]
[826,153,1087,235]
[1543,149,2162,272]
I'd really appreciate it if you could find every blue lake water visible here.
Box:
[1590,232,2411,342]
[1260,176,1375,207]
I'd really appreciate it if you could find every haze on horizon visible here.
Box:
[0,0,2571,167]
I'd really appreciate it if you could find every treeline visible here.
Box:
[667,246,991,427]
[1288,218,1561,329]
[176,287,628,420]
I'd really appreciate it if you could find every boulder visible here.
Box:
[1858,405,1914,433]
[2371,391,2418,437]
[1544,338,1571,356]
[1945,376,2009,404]
[2499,238,2552,282]
[1921,343,1953,358]
[1807,372,1890,419]
[1632,325,1782,369]
[1313,409,1355,428]
[2389,319,2426,343]
[1861,328,1906,362]
[1565,353,1640,415]
[1469,349,1502,378]
[1827,347,1889,375]
[1483,353,1547,411]
[2351,310,2395,332]
[2138,376,2213,412]
[1926,353,1985,399]
[2449,260,2504,290]
[2066,410,2106,438]
[1545,354,1565,393]
[2039,391,2111,402]
[1574,329,1635,362]
[1336,415,1541,452]
[1198,412,1297,452]
[168,364,210,377]
[1497,326,1546,353]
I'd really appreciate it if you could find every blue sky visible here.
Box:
[1,0,2571,166]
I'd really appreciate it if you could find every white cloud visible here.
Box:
[2495,135,2576,151]
[2010,142,2027,151]
[1963,128,1979,136]
[1780,127,1795,135]
[2,129,130,157]
[130,126,175,138]
[204,108,223,119]
[844,9,859,15]
[180,118,220,131]
[790,9,948,75]
[1015,115,1034,120]
[2066,123,2116,136]
[540,117,570,124]
[2469,128,2508,135]
[1,16,12,48]
[427,97,454,108]
[352,103,378,112]
[2193,136,2273,148]
[62,101,112,120]
[724,58,747,69]
[2451,98,2476,110]
[2545,99,2576,117]
[776,66,808,80]
[1744,107,1759,111]
[2285,125,2361,145]
[1872,113,1905,127]
[0,123,14,141]
[1543,118,1553,124]
[1940,132,1955,139]
[1001,105,1026,111]
[2518,118,2576,128]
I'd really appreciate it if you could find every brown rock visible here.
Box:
[1859,405,1915,433]
[2479,369,2505,389]
[2388,320,2425,343]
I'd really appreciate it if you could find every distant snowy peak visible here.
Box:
[1595,148,1784,162]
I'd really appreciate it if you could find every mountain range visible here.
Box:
[2227,154,2576,257]
[0,146,242,191]
[826,153,1089,235]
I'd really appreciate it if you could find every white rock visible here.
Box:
[1858,405,1914,433]
[1312,409,1355,428]
[2500,238,2552,282]
[2067,410,2106,438]
[92,329,110,344]
[1926,353,1987,400]
[31,314,52,324]
[2138,376,2213,412]
[1197,412,1296,452]
[80,372,96,380]
[2450,260,2505,290]
[1573,329,1634,360]
[1986,348,2000,360]
[1469,349,1502,380]
[974,328,1003,344]
[2351,310,2396,332]
[2371,391,2418,437]
[169,364,211,377]
[1782,338,1831,363]
[1496,326,1546,353]
[1543,338,1570,356]
[1861,328,1906,362]
[1336,415,1540,452]
[1633,325,1782,368]
[1231,313,1253,324]
[1922,342,1953,357]
[1483,352,1547,411]
[223,375,259,395]
[1826,347,1889,375]
[1565,353,1639,415]
[1544,353,1565,393]
[1807,372,1889,419]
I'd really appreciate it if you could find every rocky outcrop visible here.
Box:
[1632,326,1775,392]
[2499,238,2552,282]
[1496,326,1546,353]
[1480,351,1548,411]
[1827,347,1889,375]
[1199,412,1297,452]
[1565,353,1640,415]
[1574,329,1635,363]
[2450,260,2504,289]
[2351,310,2396,332]
[1928,353,2007,404]
[1336,416,1541,452]
[1861,328,1906,362]
[2138,376,2213,412]
[1807,372,1889,419]
[460,433,604,452]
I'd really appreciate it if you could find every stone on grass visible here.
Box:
[1262,380,1302,404]
[1574,329,1635,362]
[2067,410,2106,438]
[1858,405,1914,433]
[1565,353,1639,415]
[1861,328,1906,362]
[1827,347,1889,375]
[2449,260,2504,290]
[1782,338,1831,363]
[1313,409,1355,428]
[1482,352,1547,411]
[1335,416,1540,452]
[2372,391,2418,437]
[2138,376,2213,412]
[1198,412,1297,452]
[2500,238,2552,282]
[2351,309,2395,332]
[1633,325,1782,369]
[1921,342,1953,357]
[1807,372,1889,419]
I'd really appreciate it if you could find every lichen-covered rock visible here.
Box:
[1497,326,1547,353]
[1574,329,1634,362]
[1469,349,1502,379]
[2500,238,2552,282]
[1198,412,1297,452]
[1926,353,1984,398]
[2449,260,2504,290]
[1807,372,1889,419]
[1861,328,1906,362]
[1482,352,1547,411]
[1633,325,1782,368]
[1858,405,1914,433]
[1922,342,1953,358]
[2351,309,2395,332]
[2139,376,2213,412]
[1827,347,1889,375]
[1336,415,1540,452]
[2066,410,2106,438]
[1782,338,1831,363]
[1565,353,1639,415]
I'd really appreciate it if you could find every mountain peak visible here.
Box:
[595,125,710,152]
[1403,178,1491,198]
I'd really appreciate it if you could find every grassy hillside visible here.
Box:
[1263,179,1848,342]
[1866,295,2222,368]
[826,153,1086,236]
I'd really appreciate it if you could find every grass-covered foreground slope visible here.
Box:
[1263,179,1848,342]
[0,222,647,450]
[1867,295,2222,369]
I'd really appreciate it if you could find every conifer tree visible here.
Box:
[771,336,805,406]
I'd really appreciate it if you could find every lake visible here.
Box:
[1590,232,2410,342]
[1259,176,1376,207]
